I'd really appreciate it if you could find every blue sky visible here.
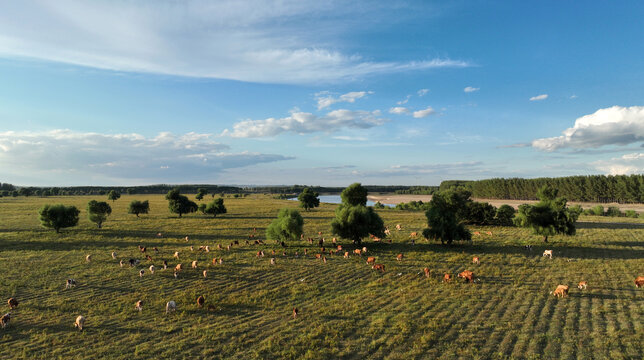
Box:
[1,1,643,186]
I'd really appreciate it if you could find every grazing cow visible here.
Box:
[205,246,210,253]
[354,249,362,256]
[175,264,183,272]
[372,264,385,273]
[578,281,588,290]
[119,260,124,267]
[473,231,480,236]
[156,232,163,238]
[280,241,287,248]
[271,250,276,256]
[410,232,418,238]
[129,259,139,267]
[218,244,223,250]
[396,224,402,231]
[190,246,194,252]
[543,250,553,259]
[111,252,117,259]
[197,296,205,308]
[635,276,644,288]
[362,247,367,253]
[74,315,85,331]
[85,254,91,262]
[0,313,9,329]
[384,228,391,236]
[166,301,176,314]
[174,252,180,259]
[153,247,159,253]
[135,300,143,312]
[163,260,168,270]
[443,273,452,282]
[318,239,324,247]
[486,231,492,236]
[337,245,342,251]
[315,254,322,260]
[472,256,480,265]
[332,238,337,244]
[140,247,146,253]
[192,260,198,269]
[282,251,287,257]
[373,237,381,242]
[184,236,189,242]
[396,254,403,261]
[270,258,276,265]
[366,257,376,265]
[304,249,308,255]
[146,255,153,261]
[7,298,18,309]
[234,240,239,245]
[218,258,223,265]
[257,251,264,258]
[322,256,327,264]
[227,245,231,251]
[66,279,77,289]
[173,271,178,279]
[139,269,145,277]
[213,258,218,265]
[203,270,207,278]
[149,265,155,274]
[344,252,349,259]
[423,268,430,278]
[525,245,533,251]
[292,307,298,319]
[318,231,322,236]
[552,285,569,298]
[458,270,474,283]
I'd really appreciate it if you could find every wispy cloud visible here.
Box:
[0,130,292,184]
[316,91,373,110]
[0,1,470,84]
[332,135,367,141]
[222,109,386,138]
[397,95,411,105]
[464,86,479,93]
[531,106,644,151]
[412,106,436,118]
[529,94,548,101]
[389,107,410,114]
[417,88,429,96]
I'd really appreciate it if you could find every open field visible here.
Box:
[0,194,643,359]
[368,194,644,213]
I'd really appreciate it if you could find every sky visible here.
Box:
[1,0,643,186]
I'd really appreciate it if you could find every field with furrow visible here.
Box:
[0,194,642,359]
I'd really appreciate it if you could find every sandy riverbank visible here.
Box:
[367,194,644,212]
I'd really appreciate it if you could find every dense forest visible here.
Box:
[441,175,644,203]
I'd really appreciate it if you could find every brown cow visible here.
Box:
[344,251,349,259]
[322,256,327,264]
[458,270,474,283]
[552,285,569,297]
[1,313,10,329]
[197,295,205,308]
[423,268,430,278]
[175,263,183,271]
[472,256,480,265]
[366,257,376,265]
[635,276,644,288]
[135,300,143,312]
[315,254,322,259]
[372,264,385,273]
[7,298,18,309]
[443,273,452,282]
[354,249,362,256]
[337,245,342,251]
[292,307,298,319]
[396,224,402,231]
[396,254,403,261]
[410,232,418,239]
[578,281,588,290]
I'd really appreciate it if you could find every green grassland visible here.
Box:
[0,195,642,359]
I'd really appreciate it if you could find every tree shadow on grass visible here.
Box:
[576,221,644,229]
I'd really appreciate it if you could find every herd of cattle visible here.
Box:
[2,226,643,331]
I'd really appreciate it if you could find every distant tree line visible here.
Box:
[440,175,644,203]
[394,186,439,195]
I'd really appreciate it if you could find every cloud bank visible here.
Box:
[0,130,292,184]
[0,1,469,84]
[531,106,644,151]
[222,109,386,138]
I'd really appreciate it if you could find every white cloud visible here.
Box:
[0,1,470,84]
[412,106,436,118]
[332,136,367,141]
[389,107,409,114]
[570,95,578,99]
[0,130,292,184]
[316,91,373,110]
[397,95,411,105]
[593,152,644,175]
[531,106,644,151]
[529,94,548,101]
[222,109,386,138]
[464,86,479,93]
[417,89,429,96]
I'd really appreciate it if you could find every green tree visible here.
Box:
[513,185,579,242]
[266,208,304,242]
[107,190,121,202]
[422,190,471,245]
[331,205,385,245]
[340,183,368,206]
[466,201,496,225]
[128,200,150,217]
[298,187,320,211]
[87,200,112,228]
[196,188,208,201]
[198,203,207,214]
[38,204,80,233]
[165,188,197,217]
[204,198,227,218]
[495,204,516,226]
[18,187,33,197]
[126,188,135,195]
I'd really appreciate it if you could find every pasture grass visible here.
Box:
[0,194,642,359]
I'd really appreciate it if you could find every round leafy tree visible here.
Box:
[107,190,121,202]
[39,204,80,233]
[165,188,198,217]
[298,187,320,211]
[266,208,304,242]
[128,200,150,217]
[331,204,385,245]
[87,200,112,228]
[495,204,516,226]
[196,188,208,201]
[340,183,368,206]
[422,190,472,245]
[205,198,227,218]
[513,185,578,242]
